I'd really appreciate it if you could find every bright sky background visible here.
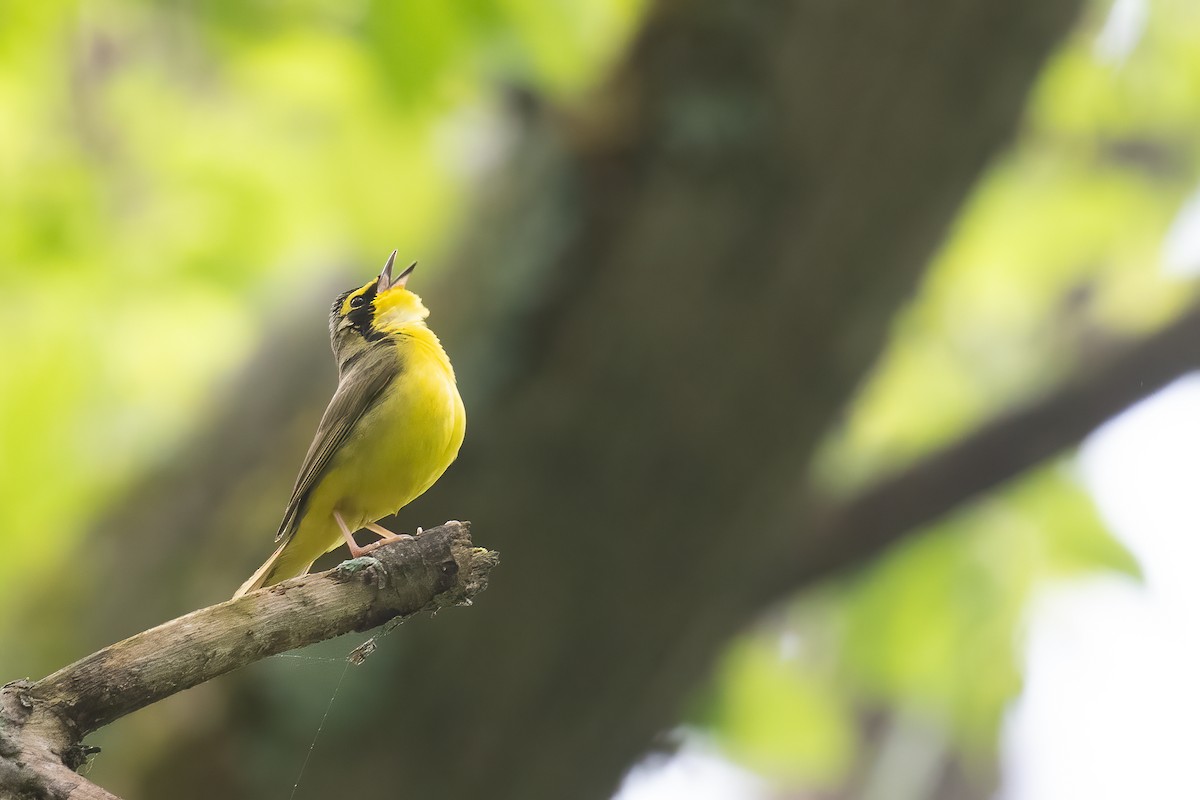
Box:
[1001,376,1200,800]
[616,739,766,800]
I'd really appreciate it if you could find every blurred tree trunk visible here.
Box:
[28,0,1084,798]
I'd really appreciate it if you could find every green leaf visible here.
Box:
[709,635,854,785]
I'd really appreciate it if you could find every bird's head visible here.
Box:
[329,250,430,362]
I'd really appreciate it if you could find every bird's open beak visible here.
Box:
[376,250,416,292]
[377,250,397,292]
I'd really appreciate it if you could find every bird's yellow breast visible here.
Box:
[295,325,465,558]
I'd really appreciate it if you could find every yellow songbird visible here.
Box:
[234,251,466,598]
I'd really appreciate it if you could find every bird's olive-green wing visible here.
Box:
[275,348,400,542]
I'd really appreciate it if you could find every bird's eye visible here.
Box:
[349,296,365,309]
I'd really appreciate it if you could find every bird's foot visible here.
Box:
[333,510,400,557]
[365,522,416,544]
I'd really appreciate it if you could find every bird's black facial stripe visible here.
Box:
[343,283,386,341]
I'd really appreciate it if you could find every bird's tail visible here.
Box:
[232,539,318,599]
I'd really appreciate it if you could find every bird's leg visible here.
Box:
[364,522,415,543]
[334,510,372,558]
[334,514,414,558]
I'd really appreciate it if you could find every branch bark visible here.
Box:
[0,522,495,800]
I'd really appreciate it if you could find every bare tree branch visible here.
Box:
[0,522,496,800]
[780,297,1200,592]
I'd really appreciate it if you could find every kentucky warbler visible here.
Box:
[234,251,465,598]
